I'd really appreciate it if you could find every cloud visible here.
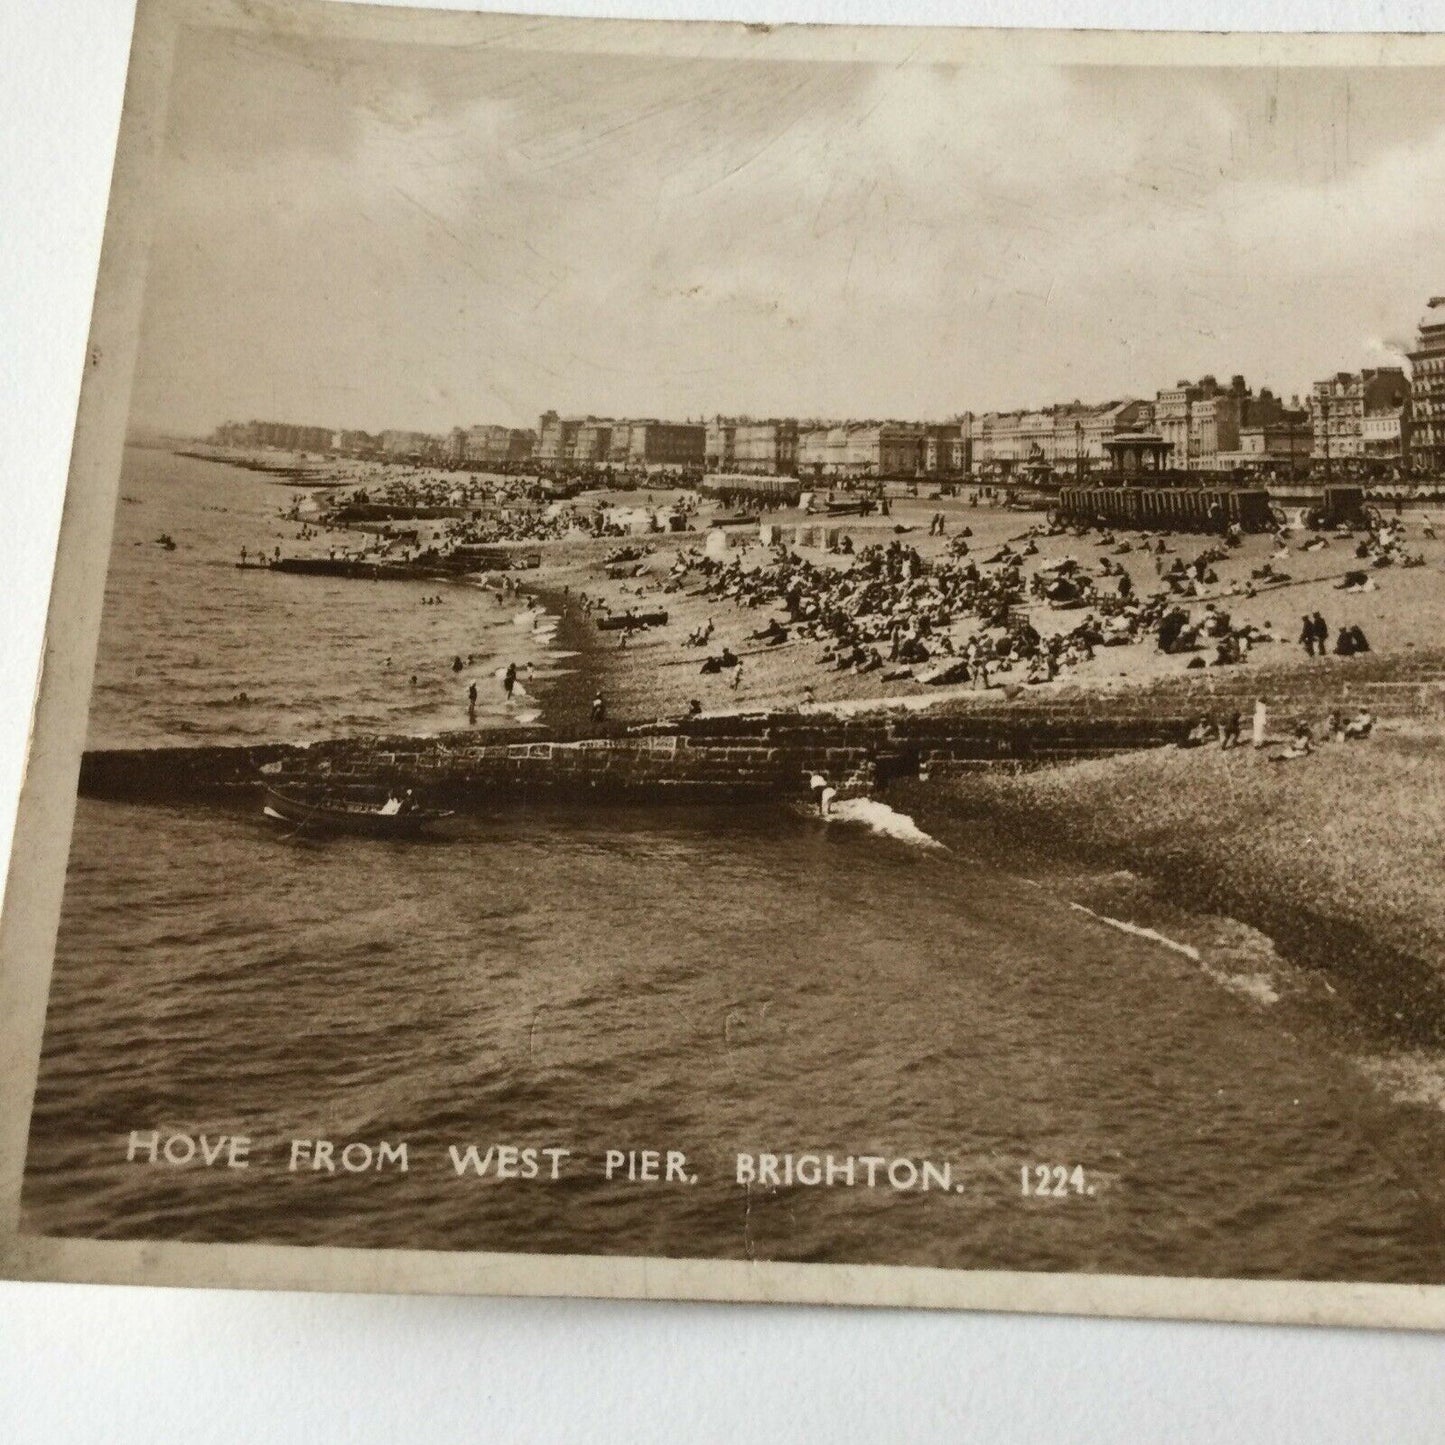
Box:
[130,31,1445,436]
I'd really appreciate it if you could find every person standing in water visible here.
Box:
[467,681,478,722]
[503,662,518,698]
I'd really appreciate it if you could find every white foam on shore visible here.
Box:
[1354,1052,1445,1112]
[827,797,946,850]
[1067,901,1279,1005]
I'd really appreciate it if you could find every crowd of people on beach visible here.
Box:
[663,531,1149,690]
[229,453,1443,759]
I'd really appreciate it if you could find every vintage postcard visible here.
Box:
[4,0,1445,1327]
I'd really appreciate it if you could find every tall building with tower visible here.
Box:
[1409,296,1445,473]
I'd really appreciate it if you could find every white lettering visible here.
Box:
[340,1142,373,1173]
[448,1144,495,1176]
[162,1134,196,1166]
[376,1141,408,1172]
[126,1130,159,1164]
[920,1160,951,1192]
[887,1158,919,1191]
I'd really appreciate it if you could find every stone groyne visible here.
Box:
[77,708,1190,810]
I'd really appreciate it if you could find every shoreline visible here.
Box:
[890,735,1445,1049]
[512,577,604,731]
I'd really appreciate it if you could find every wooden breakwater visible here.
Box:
[77,709,1190,810]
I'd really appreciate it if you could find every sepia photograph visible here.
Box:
[3,0,1445,1326]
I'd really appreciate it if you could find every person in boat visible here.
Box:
[379,789,403,816]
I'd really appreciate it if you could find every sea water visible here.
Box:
[90,448,570,747]
[20,450,1445,1280]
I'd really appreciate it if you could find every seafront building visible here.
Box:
[207,296,1445,483]
[535,412,706,469]
[626,421,707,468]
[1408,297,1445,473]
[380,429,444,462]
[733,420,800,475]
[969,399,1151,473]
[536,411,582,465]
[795,421,929,478]
[702,418,802,476]
[1213,420,1313,473]
[709,417,958,477]
[705,418,736,471]
[447,424,535,467]
[1147,376,1296,471]
[336,429,380,457]
[922,422,968,475]
[1309,368,1411,467]
[212,419,335,453]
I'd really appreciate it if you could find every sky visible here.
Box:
[127,23,1445,437]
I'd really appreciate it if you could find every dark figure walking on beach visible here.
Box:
[1311,612,1330,656]
[1299,614,1316,657]
[467,681,478,721]
[503,663,517,698]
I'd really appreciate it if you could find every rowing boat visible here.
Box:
[262,787,453,837]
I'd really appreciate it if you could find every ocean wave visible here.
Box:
[1354,1052,1445,1112]
[825,798,946,850]
[1066,900,1280,1005]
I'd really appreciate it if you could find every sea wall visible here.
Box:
[77,708,1189,808]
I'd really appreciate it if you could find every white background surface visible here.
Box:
[2,1,1442,1439]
